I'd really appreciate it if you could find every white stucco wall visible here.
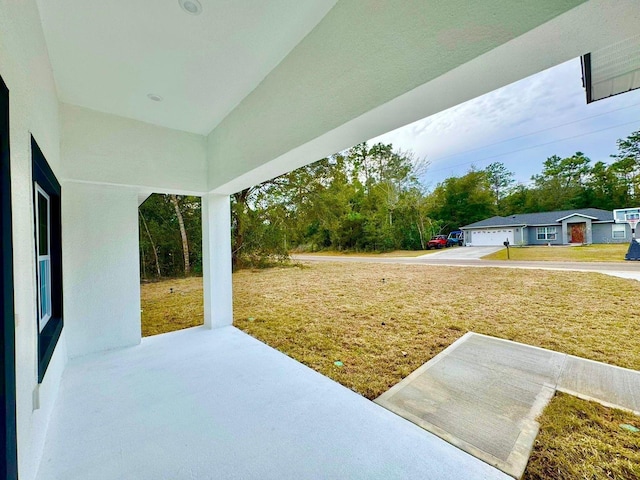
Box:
[0,1,66,478]
[62,182,141,358]
[60,103,208,194]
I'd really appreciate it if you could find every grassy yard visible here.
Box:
[524,393,640,480]
[140,277,204,337]
[141,263,640,478]
[483,243,629,262]
[232,263,640,398]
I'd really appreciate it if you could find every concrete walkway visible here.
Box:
[375,332,640,479]
[37,327,508,480]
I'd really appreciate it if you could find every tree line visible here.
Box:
[138,129,640,277]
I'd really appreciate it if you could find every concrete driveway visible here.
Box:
[419,246,503,260]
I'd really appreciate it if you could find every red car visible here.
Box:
[426,235,449,249]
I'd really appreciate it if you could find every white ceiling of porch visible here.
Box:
[36,0,337,135]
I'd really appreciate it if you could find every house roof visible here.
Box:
[461,208,615,229]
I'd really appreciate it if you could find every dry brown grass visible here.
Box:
[524,392,640,479]
[484,243,629,262]
[140,277,204,336]
[232,262,640,399]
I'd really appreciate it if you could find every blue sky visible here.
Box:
[370,58,640,189]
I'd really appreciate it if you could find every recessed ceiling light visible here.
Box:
[179,0,202,15]
[147,93,163,102]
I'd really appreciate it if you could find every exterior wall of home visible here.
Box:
[60,103,208,194]
[62,182,141,358]
[0,2,66,478]
[560,216,593,244]
[592,222,632,244]
[526,226,564,245]
[479,222,632,245]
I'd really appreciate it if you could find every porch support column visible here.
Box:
[202,193,233,329]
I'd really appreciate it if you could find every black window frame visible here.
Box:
[1,74,18,480]
[31,137,63,383]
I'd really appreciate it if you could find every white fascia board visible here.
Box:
[462,224,526,230]
[554,213,599,221]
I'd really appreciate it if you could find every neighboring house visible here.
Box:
[461,208,631,246]
[2,2,640,480]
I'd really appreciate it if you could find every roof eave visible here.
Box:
[461,223,526,230]
[555,213,599,222]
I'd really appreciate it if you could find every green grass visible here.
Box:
[484,243,629,262]
[524,392,640,480]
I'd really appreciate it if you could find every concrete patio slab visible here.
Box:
[375,332,640,479]
[36,326,508,480]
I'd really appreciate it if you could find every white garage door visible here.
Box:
[469,228,514,246]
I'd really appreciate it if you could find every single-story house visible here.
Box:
[461,208,632,246]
